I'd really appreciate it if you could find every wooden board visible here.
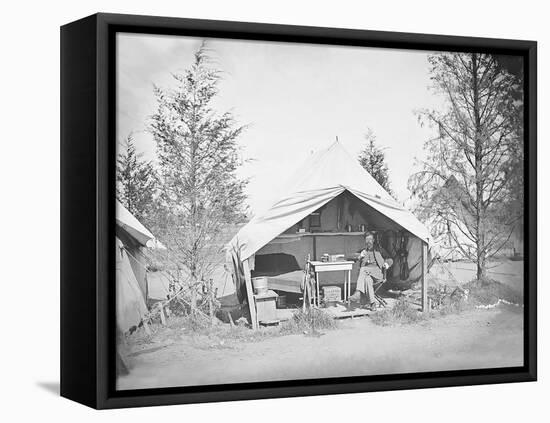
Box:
[327,309,372,319]
[243,260,258,330]
[276,232,365,238]
[259,319,281,326]
[309,261,354,272]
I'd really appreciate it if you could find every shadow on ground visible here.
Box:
[36,381,60,396]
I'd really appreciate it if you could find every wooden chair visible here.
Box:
[372,268,388,307]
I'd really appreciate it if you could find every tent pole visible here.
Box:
[421,242,428,312]
[243,260,258,330]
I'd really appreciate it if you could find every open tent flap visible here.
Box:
[231,187,342,262]
[349,188,430,243]
[230,186,429,263]
[116,237,148,333]
[229,141,429,263]
[227,141,430,305]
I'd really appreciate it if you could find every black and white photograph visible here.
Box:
[2,0,547,418]
[114,33,526,391]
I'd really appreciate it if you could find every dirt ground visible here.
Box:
[117,302,524,390]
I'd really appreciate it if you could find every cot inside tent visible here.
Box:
[228,140,430,305]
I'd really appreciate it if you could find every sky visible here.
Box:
[117,33,444,214]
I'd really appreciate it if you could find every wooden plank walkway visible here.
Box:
[275,306,373,322]
[326,308,372,319]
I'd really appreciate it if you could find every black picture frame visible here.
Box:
[60,12,537,409]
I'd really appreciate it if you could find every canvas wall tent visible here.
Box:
[116,237,149,333]
[116,200,165,333]
[228,140,431,320]
[116,200,166,299]
[116,201,165,249]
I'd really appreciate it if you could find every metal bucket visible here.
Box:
[252,276,268,295]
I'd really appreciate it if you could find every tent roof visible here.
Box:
[116,200,166,249]
[229,140,429,261]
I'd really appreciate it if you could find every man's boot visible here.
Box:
[349,290,362,303]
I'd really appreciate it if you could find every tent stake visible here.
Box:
[143,319,152,335]
[159,306,166,326]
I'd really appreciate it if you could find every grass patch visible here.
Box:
[463,277,523,306]
[280,307,339,335]
[428,283,470,315]
[127,308,340,352]
[438,298,467,316]
[371,276,523,328]
[188,323,280,349]
[370,297,428,326]
[126,314,281,352]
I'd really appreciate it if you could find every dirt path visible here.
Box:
[118,304,523,390]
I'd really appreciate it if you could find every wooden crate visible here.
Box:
[322,285,341,302]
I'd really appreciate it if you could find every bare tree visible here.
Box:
[149,44,248,319]
[409,53,523,279]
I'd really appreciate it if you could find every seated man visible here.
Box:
[349,231,393,308]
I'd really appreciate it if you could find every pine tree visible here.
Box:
[149,44,248,317]
[116,134,157,223]
[358,128,393,196]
